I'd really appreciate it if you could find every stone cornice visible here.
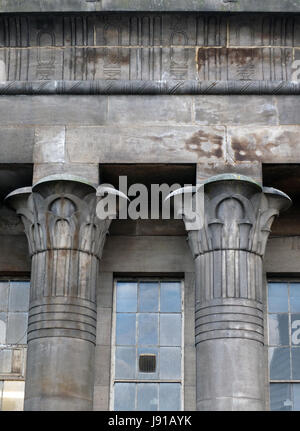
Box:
[1,80,300,95]
[0,0,300,14]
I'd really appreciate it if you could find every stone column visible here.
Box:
[6,175,112,411]
[172,174,291,410]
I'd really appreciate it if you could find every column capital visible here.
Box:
[183,173,291,259]
[6,174,111,260]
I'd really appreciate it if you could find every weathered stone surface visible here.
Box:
[227,126,300,163]
[196,161,263,184]
[33,163,99,185]
[93,384,109,411]
[265,236,300,274]
[197,48,293,81]
[0,96,107,125]
[0,0,299,13]
[108,95,194,124]
[194,96,278,125]
[33,126,65,163]
[101,236,194,272]
[276,96,300,125]
[66,125,226,163]
[0,127,34,162]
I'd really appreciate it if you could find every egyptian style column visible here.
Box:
[6,175,112,411]
[172,174,291,410]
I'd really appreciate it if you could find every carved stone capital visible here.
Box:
[6,175,112,344]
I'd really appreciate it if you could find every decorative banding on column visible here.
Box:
[5,174,116,411]
[168,173,292,411]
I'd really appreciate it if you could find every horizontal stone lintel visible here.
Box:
[1,80,300,95]
[0,0,299,13]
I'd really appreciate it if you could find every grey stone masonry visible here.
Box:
[5,175,112,411]
[0,13,299,87]
[176,174,291,410]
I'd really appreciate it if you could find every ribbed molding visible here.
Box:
[182,174,291,345]
[6,175,111,345]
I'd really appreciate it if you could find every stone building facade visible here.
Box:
[0,0,300,411]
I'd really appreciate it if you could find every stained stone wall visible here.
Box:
[0,13,299,82]
[1,9,300,411]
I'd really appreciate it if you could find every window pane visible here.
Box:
[138,314,158,346]
[292,348,300,380]
[291,314,300,346]
[270,383,292,411]
[160,314,182,346]
[293,384,300,411]
[160,383,181,410]
[139,283,159,312]
[290,284,300,312]
[114,383,135,411]
[268,283,288,313]
[137,383,158,411]
[2,381,25,411]
[116,314,136,345]
[116,282,137,312]
[160,347,181,379]
[137,347,159,380]
[115,347,136,379]
[268,314,289,346]
[160,282,181,312]
[269,347,291,380]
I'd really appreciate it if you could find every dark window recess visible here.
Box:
[139,354,156,373]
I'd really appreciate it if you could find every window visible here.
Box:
[111,279,184,411]
[0,280,30,411]
[268,281,300,410]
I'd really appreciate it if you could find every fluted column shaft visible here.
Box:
[6,176,111,411]
[183,174,291,411]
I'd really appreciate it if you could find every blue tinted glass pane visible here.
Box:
[291,314,300,346]
[114,383,136,411]
[268,283,288,313]
[159,383,181,410]
[137,347,159,380]
[139,283,159,312]
[116,314,136,345]
[269,314,289,346]
[116,282,137,312]
[291,284,300,312]
[269,347,291,380]
[138,314,158,345]
[293,384,300,411]
[160,314,182,346]
[115,347,136,379]
[292,348,300,380]
[137,383,158,411]
[270,384,292,411]
[160,282,181,312]
[160,347,181,379]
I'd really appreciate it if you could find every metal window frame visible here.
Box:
[109,277,185,411]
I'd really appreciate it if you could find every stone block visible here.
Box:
[184,385,196,411]
[0,348,12,374]
[33,163,99,185]
[0,127,34,162]
[6,312,28,345]
[97,272,113,308]
[227,126,300,163]
[93,384,109,411]
[96,306,112,346]
[0,282,9,312]
[8,282,30,313]
[0,96,108,126]
[184,273,195,310]
[94,345,111,386]
[184,345,196,386]
[66,125,226,164]
[276,96,300,125]
[194,96,278,126]
[108,95,193,124]
[33,126,65,163]
[196,161,263,185]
